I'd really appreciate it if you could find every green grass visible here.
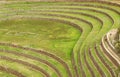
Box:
[0,71,16,77]
[0,1,120,77]
[0,18,80,60]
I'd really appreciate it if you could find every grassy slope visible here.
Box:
[2,1,119,76]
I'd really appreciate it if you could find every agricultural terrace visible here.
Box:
[0,1,120,77]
